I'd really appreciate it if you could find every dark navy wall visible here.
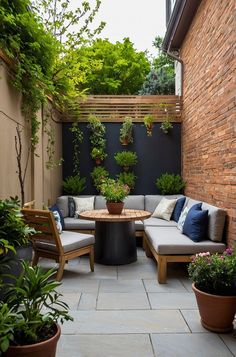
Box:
[62,122,181,195]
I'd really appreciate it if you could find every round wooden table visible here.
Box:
[79,209,151,265]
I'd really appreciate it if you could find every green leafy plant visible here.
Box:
[156,173,185,194]
[69,122,84,175]
[0,261,72,352]
[188,249,236,296]
[0,197,35,251]
[143,115,154,136]
[120,117,134,145]
[100,179,129,203]
[91,148,107,161]
[91,166,109,191]
[114,151,138,168]
[62,175,86,195]
[117,172,136,190]
[87,114,106,153]
[160,117,173,134]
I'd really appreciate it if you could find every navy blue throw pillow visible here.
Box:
[49,204,65,230]
[171,197,186,222]
[183,203,208,242]
[68,197,76,217]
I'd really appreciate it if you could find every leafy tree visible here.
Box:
[139,36,175,95]
[74,38,150,94]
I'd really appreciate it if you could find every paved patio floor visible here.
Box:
[39,248,236,357]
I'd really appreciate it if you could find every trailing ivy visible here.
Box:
[69,122,84,176]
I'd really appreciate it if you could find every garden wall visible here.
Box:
[0,60,62,207]
[62,122,181,195]
[180,0,235,246]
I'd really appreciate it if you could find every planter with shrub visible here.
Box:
[114,151,137,171]
[156,173,185,194]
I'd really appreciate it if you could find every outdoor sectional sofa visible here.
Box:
[56,195,226,283]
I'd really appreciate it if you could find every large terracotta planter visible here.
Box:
[106,202,124,215]
[192,283,236,333]
[6,324,61,357]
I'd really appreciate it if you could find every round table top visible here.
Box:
[79,209,151,222]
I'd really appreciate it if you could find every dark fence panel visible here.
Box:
[62,122,181,195]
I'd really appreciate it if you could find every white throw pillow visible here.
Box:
[152,197,177,221]
[177,206,189,232]
[74,196,95,217]
[52,211,62,234]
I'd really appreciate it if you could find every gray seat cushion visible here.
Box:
[64,217,95,230]
[144,217,177,227]
[145,195,184,214]
[145,226,226,255]
[36,231,95,253]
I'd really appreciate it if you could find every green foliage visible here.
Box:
[188,249,236,295]
[87,114,106,153]
[100,179,129,203]
[91,166,109,191]
[160,117,173,134]
[139,37,174,95]
[74,38,150,94]
[69,122,84,175]
[114,151,138,168]
[120,117,134,144]
[143,115,154,136]
[62,175,86,195]
[0,197,35,250]
[91,147,107,160]
[0,303,19,353]
[117,172,136,191]
[0,261,72,349]
[156,173,185,194]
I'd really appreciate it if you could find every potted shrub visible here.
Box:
[62,174,86,195]
[117,171,136,191]
[91,166,109,192]
[188,249,236,333]
[119,117,134,145]
[87,114,106,154]
[0,261,72,356]
[0,197,35,297]
[143,115,154,136]
[114,151,138,171]
[160,117,173,134]
[156,173,186,194]
[91,148,107,165]
[100,178,129,214]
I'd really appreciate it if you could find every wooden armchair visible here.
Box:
[21,209,95,281]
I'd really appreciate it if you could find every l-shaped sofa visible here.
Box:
[56,195,226,283]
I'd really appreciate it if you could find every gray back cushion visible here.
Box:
[124,195,145,210]
[95,196,106,209]
[145,195,184,214]
[56,196,69,218]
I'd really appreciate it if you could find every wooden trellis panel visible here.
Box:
[63,95,182,122]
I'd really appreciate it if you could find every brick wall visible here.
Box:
[180,0,235,246]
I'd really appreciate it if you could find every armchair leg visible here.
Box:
[89,246,94,272]
[56,258,66,281]
[32,251,39,266]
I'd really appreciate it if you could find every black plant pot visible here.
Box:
[0,244,33,301]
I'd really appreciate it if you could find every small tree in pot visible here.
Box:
[100,179,129,214]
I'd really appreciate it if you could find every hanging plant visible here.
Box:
[91,148,107,165]
[87,114,107,162]
[70,122,84,175]
[91,166,109,192]
[143,114,154,136]
[117,171,137,191]
[119,117,134,145]
[114,151,138,171]
[159,103,173,134]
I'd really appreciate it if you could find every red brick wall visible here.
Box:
[180,0,235,246]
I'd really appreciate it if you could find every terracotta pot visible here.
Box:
[192,283,236,333]
[106,202,124,215]
[123,166,130,172]
[95,158,102,165]
[121,138,129,146]
[6,324,61,357]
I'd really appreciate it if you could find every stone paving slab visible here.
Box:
[151,333,234,357]
[60,293,81,310]
[219,330,236,356]
[143,279,187,293]
[118,261,156,280]
[148,292,198,309]
[181,309,207,332]
[99,279,145,293]
[61,310,190,334]
[57,334,154,357]
[57,278,100,293]
[78,293,97,310]
[97,293,150,310]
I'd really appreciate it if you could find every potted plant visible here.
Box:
[156,173,186,194]
[119,117,134,145]
[114,151,138,171]
[91,166,109,192]
[188,249,236,333]
[143,115,154,136]
[91,147,107,165]
[159,103,173,134]
[0,261,72,356]
[62,174,86,195]
[117,171,136,191]
[100,178,129,214]
[87,114,106,155]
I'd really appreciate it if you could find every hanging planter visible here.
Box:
[91,147,107,165]
[114,151,138,172]
[119,117,134,145]
[143,115,154,137]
